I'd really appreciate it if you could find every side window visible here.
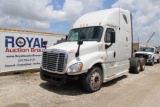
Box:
[104,28,114,43]
[155,48,157,54]
[123,14,128,24]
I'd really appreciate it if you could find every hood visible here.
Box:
[48,42,78,52]
[135,51,153,55]
[44,41,103,71]
[47,41,99,54]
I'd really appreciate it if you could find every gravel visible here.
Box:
[0,63,160,107]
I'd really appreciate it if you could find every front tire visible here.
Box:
[82,66,103,92]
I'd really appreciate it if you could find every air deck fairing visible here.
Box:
[73,8,131,31]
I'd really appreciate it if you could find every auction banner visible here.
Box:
[0,31,65,72]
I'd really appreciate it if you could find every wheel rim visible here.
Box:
[137,62,140,71]
[142,62,145,69]
[90,72,101,90]
[152,59,154,65]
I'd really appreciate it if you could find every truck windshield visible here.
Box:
[139,47,154,53]
[67,26,103,42]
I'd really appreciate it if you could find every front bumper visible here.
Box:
[145,59,152,63]
[40,68,67,84]
[40,68,84,84]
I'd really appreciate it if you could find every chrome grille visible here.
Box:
[42,51,66,72]
[135,54,148,59]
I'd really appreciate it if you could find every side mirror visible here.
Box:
[111,31,115,43]
[157,51,159,54]
[104,31,115,49]
[66,35,68,41]
[77,40,83,45]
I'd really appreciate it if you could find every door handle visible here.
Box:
[114,52,116,58]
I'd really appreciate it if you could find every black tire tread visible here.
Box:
[157,58,160,63]
[82,66,103,93]
[129,58,140,74]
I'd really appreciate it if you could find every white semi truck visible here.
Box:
[40,8,145,92]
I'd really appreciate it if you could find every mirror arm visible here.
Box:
[105,43,113,49]
[75,40,83,57]
[75,45,80,57]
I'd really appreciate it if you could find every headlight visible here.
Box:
[148,54,152,59]
[67,63,83,73]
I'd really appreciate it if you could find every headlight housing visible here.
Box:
[67,62,83,73]
[148,54,152,59]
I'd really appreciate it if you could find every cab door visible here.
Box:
[103,27,129,78]
[104,27,118,77]
[154,48,159,61]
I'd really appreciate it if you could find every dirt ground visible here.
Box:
[0,63,160,107]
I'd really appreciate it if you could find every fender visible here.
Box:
[88,59,104,69]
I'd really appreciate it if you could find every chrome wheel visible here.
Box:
[142,63,145,69]
[90,72,101,91]
[140,57,145,71]
[137,61,140,71]
[83,66,102,92]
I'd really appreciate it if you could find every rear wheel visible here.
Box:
[157,57,160,63]
[150,58,154,66]
[82,66,103,92]
[129,58,140,74]
[139,58,145,71]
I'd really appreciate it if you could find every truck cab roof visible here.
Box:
[73,8,130,30]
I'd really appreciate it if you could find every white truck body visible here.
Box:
[40,8,136,92]
[134,47,160,65]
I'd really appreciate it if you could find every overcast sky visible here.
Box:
[0,0,160,46]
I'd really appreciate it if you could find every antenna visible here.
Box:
[146,32,155,45]
[119,6,121,30]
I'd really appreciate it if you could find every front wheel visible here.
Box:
[82,66,103,92]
